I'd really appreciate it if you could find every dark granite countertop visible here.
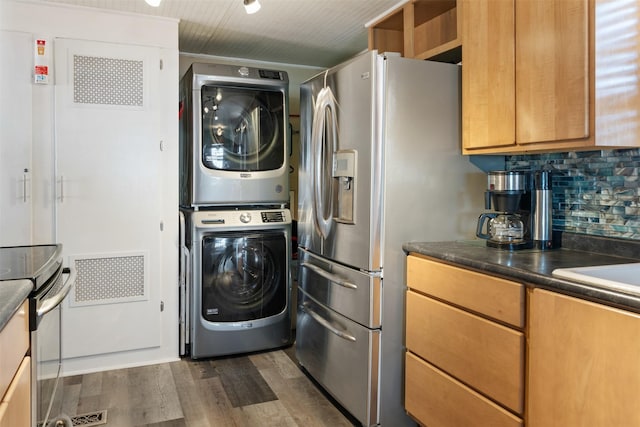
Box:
[0,279,33,332]
[403,233,640,313]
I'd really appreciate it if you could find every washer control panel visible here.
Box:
[194,209,291,228]
[261,211,285,223]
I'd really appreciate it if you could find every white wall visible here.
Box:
[2,0,179,243]
[1,0,180,374]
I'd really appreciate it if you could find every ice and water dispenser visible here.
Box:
[332,150,356,224]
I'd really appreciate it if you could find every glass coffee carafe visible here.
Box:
[476,212,525,243]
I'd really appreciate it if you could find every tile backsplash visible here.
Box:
[505,149,640,240]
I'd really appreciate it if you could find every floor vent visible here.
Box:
[71,410,108,426]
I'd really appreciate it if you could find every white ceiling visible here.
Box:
[37,0,403,68]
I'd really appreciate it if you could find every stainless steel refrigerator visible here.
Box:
[296,51,486,426]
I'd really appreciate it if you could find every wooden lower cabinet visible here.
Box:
[405,255,524,427]
[528,289,640,427]
[406,291,524,414]
[405,352,522,427]
[0,301,30,427]
[0,356,30,427]
[406,254,525,327]
[0,301,29,399]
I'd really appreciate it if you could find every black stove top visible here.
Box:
[0,244,63,291]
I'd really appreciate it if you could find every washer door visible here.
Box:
[201,231,287,322]
[201,85,284,172]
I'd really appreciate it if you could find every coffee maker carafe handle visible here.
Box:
[476,213,497,240]
[484,190,492,210]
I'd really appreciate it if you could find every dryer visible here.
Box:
[180,208,293,358]
[179,63,290,207]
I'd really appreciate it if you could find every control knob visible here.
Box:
[239,212,252,223]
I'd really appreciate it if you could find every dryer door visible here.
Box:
[201,85,285,172]
[200,230,287,322]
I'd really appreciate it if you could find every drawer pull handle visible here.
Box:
[301,262,357,290]
[302,303,356,342]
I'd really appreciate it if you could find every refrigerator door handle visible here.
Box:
[301,302,356,342]
[311,85,337,238]
[301,261,357,290]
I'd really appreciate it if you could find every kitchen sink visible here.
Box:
[552,263,640,296]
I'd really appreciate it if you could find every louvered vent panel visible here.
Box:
[72,255,146,305]
[73,55,143,106]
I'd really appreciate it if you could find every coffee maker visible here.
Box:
[476,170,554,250]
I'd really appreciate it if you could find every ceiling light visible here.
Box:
[145,0,161,7]
[244,0,261,14]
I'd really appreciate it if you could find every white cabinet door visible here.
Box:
[54,38,163,358]
[0,31,32,246]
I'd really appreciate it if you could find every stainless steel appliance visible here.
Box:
[0,245,75,427]
[476,170,554,250]
[180,208,293,358]
[179,62,290,207]
[296,51,485,426]
[476,170,533,250]
[532,170,554,249]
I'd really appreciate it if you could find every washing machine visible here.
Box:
[179,62,290,207]
[180,208,293,358]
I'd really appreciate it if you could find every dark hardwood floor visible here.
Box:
[60,345,358,427]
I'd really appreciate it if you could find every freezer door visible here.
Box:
[297,248,380,328]
[298,51,382,272]
[296,289,380,426]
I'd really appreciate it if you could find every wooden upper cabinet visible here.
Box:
[461,0,515,151]
[368,0,461,63]
[368,6,405,57]
[515,0,589,144]
[462,0,640,154]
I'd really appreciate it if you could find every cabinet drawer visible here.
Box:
[0,301,29,400]
[406,290,525,414]
[405,352,522,427]
[0,356,31,427]
[407,255,524,327]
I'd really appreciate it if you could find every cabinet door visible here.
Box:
[0,357,31,427]
[528,289,640,426]
[54,39,163,358]
[461,0,515,151]
[0,301,28,400]
[515,0,589,144]
[0,30,32,246]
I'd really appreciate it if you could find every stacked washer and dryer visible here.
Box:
[178,63,293,358]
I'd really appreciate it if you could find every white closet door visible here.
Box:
[0,30,33,246]
[55,38,163,358]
